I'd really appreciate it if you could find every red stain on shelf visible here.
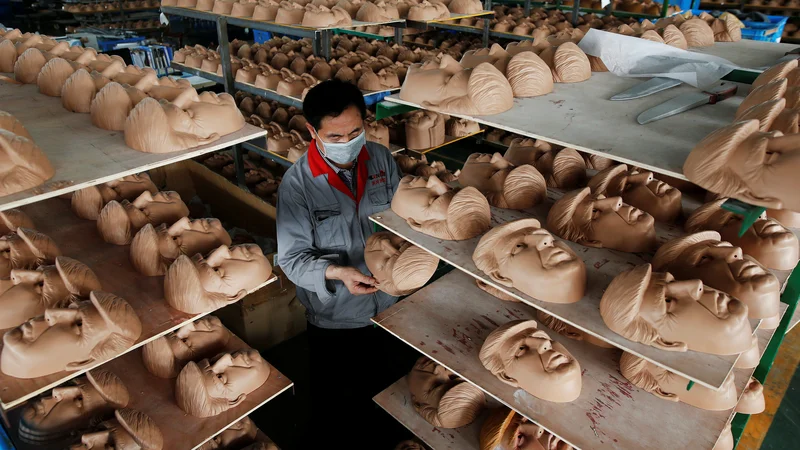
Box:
[419,341,425,346]
[482,315,500,327]
[436,340,456,355]
[472,318,490,330]
[594,259,609,269]
[506,308,521,319]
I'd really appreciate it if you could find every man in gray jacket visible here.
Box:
[277,80,408,443]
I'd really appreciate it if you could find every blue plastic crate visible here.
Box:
[671,0,697,13]
[741,16,788,43]
[253,30,272,43]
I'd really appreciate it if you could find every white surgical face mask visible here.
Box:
[316,129,366,165]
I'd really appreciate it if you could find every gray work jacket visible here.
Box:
[276,140,401,329]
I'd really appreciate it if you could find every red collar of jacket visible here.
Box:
[307,139,371,204]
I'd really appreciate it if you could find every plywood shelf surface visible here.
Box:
[370,189,795,390]
[373,376,483,450]
[0,82,266,213]
[691,40,798,70]
[0,198,277,409]
[372,269,784,450]
[384,71,752,180]
[6,330,293,450]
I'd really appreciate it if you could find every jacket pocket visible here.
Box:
[313,205,348,249]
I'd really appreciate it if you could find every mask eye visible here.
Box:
[515,345,527,358]
[591,208,601,219]
[511,243,525,255]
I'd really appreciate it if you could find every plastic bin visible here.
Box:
[253,30,272,43]
[671,0,697,13]
[741,16,788,43]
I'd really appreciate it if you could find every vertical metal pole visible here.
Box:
[394,25,403,45]
[524,0,531,16]
[571,2,579,27]
[312,30,321,57]
[321,29,332,62]
[216,17,246,187]
[482,16,490,48]
[484,0,492,9]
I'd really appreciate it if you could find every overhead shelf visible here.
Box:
[369,188,797,390]
[0,198,277,409]
[373,269,786,450]
[6,329,293,450]
[373,376,484,450]
[0,82,266,213]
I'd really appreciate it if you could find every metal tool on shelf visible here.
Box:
[636,83,738,124]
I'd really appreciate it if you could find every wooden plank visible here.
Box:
[0,198,277,409]
[370,190,795,390]
[690,40,798,71]
[5,330,293,450]
[385,72,752,180]
[373,269,782,450]
[373,376,483,450]
[0,82,265,212]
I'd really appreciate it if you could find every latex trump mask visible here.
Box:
[1,291,142,378]
[142,316,232,378]
[0,256,101,330]
[68,408,163,450]
[683,119,800,211]
[599,264,756,355]
[536,311,614,349]
[480,407,573,450]
[198,416,258,450]
[652,231,781,325]
[587,164,682,223]
[736,377,766,414]
[408,356,486,429]
[0,129,55,197]
[620,352,738,411]
[479,319,582,402]
[0,228,61,294]
[71,174,158,221]
[19,369,130,446]
[459,153,547,210]
[685,199,799,271]
[0,208,34,235]
[164,244,273,314]
[364,232,438,296]
[130,218,233,277]
[175,349,271,417]
[546,187,657,253]
[390,175,491,241]
[473,218,586,304]
[97,191,190,246]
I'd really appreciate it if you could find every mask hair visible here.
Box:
[14,228,61,267]
[772,108,800,134]
[619,352,663,395]
[0,208,33,234]
[55,256,101,298]
[506,51,553,98]
[390,244,438,295]
[475,279,519,302]
[752,60,798,89]
[736,79,787,119]
[651,231,721,271]
[37,58,76,97]
[71,185,117,220]
[164,255,238,314]
[546,187,591,244]
[175,360,232,417]
[442,187,491,240]
[141,336,180,378]
[124,98,212,154]
[473,218,542,283]
[598,264,675,349]
[96,200,134,245]
[548,148,586,189]
[587,164,629,196]
[114,409,164,450]
[684,198,729,233]
[737,98,785,132]
[86,369,130,408]
[479,407,520,450]
[0,39,17,72]
[785,87,800,109]
[14,48,46,84]
[435,382,486,428]
[583,153,614,171]
[479,319,539,386]
[0,130,55,194]
[536,310,571,335]
[500,164,546,209]
[86,291,142,363]
[130,224,172,276]
[61,69,97,113]
[91,82,136,131]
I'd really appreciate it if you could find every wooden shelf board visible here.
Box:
[405,131,484,155]
[0,198,277,409]
[0,82,265,213]
[6,329,293,450]
[384,71,755,180]
[690,40,798,71]
[372,269,784,450]
[370,189,795,390]
[373,376,483,450]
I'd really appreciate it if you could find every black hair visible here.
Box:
[302,79,367,131]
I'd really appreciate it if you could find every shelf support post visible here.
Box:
[321,29,332,61]
[394,24,403,45]
[483,15,490,48]
[216,16,246,187]
[571,2,579,26]
[524,0,531,15]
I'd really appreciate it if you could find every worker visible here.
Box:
[276,79,408,443]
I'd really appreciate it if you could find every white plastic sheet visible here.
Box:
[578,29,738,88]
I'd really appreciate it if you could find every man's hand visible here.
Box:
[326,265,379,295]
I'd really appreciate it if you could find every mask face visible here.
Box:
[202,350,271,402]
[390,175,453,223]
[315,129,366,165]
[193,244,271,297]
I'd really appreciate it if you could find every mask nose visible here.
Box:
[708,245,743,263]
[594,196,622,212]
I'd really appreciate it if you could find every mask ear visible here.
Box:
[228,394,246,408]
[496,372,518,388]
[66,358,96,371]
[580,239,604,248]
[651,387,680,402]
[651,338,688,352]
[487,270,513,288]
